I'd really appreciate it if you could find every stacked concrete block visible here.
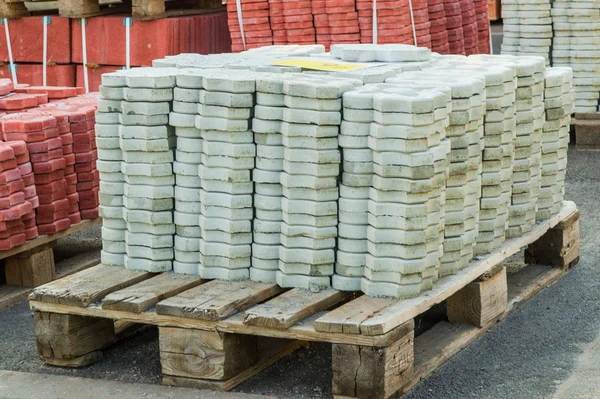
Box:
[551,1,600,112]
[0,142,29,250]
[3,114,69,235]
[501,0,552,65]
[170,73,203,275]
[250,75,285,284]
[448,59,517,254]
[6,141,38,241]
[358,84,451,298]
[538,67,573,220]
[120,68,177,272]
[97,71,127,267]
[277,74,361,290]
[387,70,485,276]
[194,69,256,281]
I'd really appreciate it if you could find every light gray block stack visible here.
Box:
[453,60,518,255]
[250,75,285,284]
[551,1,600,112]
[170,72,204,275]
[120,68,177,272]
[276,74,361,290]
[501,0,553,66]
[538,67,573,220]
[195,69,256,281]
[359,85,451,298]
[97,70,127,267]
[387,70,485,276]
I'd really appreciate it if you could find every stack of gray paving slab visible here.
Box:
[120,68,177,272]
[551,1,600,112]
[446,59,517,255]
[387,69,485,277]
[538,67,573,220]
[250,75,286,284]
[97,70,127,267]
[501,0,553,66]
[169,71,204,275]
[361,84,451,298]
[195,69,256,281]
[276,74,361,290]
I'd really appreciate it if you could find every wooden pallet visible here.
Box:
[29,202,579,399]
[18,0,223,19]
[488,0,501,21]
[572,112,600,151]
[0,218,100,310]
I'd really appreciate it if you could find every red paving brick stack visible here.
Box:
[0,12,231,91]
[0,81,99,251]
[228,0,491,55]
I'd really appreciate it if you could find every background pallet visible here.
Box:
[28,202,580,398]
[18,0,223,19]
[572,113,600,151]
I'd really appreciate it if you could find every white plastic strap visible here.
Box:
[489,25,493,54]
[4,19,17,85]
[42,16,50,87]
[235,0,246,51]
[124,17,132,69]
[81,18,89,93]
[372,0,378,44]
[408,0,418,46]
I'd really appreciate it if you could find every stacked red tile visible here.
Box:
[474,0,490,54]
[1,114,69,235]
[323,0,359,45]
[357,0,412,45]
[5,140,39,241]
[412,0,432,49]
[227,0,273,52]
[428,0,450,54]
[312,0,330,48]
[0,142,30,250]
[276,0,315,45]
[459,0,479,55]
[444,0,465,55]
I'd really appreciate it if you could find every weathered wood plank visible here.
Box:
[447,268,507,328]
[29,264,153,308]
[0,285,31,311]
[244,288,352,329]
[34,311,115,367]
[162,340,306,391]
[316,201,577,336]
[156,280,284,321]
[102,273,205,313]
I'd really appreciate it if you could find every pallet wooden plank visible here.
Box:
[243,288,352,329]
[156,280,284,321]
[29,264,153,308]
[316,201,577,336]
[102,273,205,313]
[314,296,394,334]
[0,285,31,311]
[401,263,568,394]
[162,340,307,391]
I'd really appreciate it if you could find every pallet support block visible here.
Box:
[4,245,55,288]
[447,267,508,328]
[58,0,100,16]
[132,0,165,18]
[525,210,580,268]
[34,310,116,367]
[332,324,414,399]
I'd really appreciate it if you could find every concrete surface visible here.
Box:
[0,370,271,399]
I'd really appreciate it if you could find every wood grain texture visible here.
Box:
[316,201,577,336]
[159,327,258,380]
[156,279,284,321]
[447,268,507,328]
[102,273,205,313]
[5,247,55,288]
[29,264,153,308]
[244,288,351,329]
[34,311,115,366]
[332,332,414,399]
[525,210,580,268]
